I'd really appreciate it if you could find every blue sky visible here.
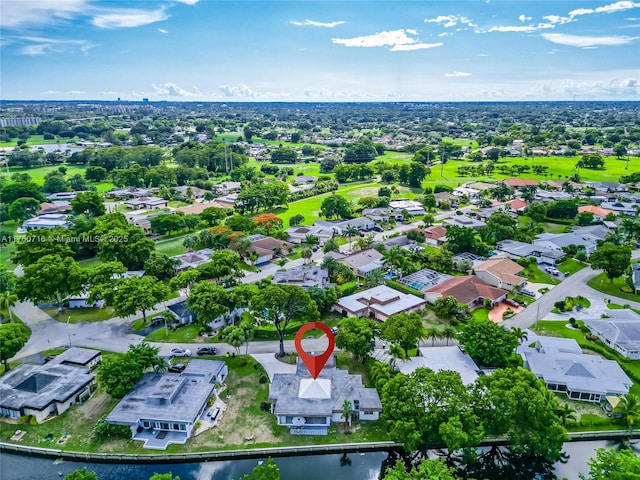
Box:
[1,1,639,101]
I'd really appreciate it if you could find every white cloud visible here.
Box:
[569,1,640,18]
[291,19,345,28]
[1,0,89,28]
[477,53,489,57]
[92,7,168,29]
[41,90,60,95]
[487,25,538,32]
[152,82,201,97]
[445,72,472,77]
[10,36,93,55]
[218,84,258,97]
[67,90,86,95]
[424,15,476,28]
[541,32,640,47]
[98,91,118,96]
[158,28,169,34]
[519,14,532,22]
[174,0,200,4]
[332,29,442,51]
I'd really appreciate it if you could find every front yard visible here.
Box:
[522,264,561,285]
[587,272,640,303]
[43,307,116,324]
[556,258,587,275]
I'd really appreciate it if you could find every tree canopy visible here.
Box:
[458,318,519,367]
[0,322,31,371]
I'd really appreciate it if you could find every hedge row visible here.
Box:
[578,340,640,384]
[386,280,425,298]
[253,322,304,338]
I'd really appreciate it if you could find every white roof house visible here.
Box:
[397,347,480,385]
[388,199,426,216]
[18,214,72,233]
[583,310,640,360]
[522,336,632,403]
[332,285,426,322]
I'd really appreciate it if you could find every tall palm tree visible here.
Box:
[615,393,640,433]
[442,325,457,346]
[619,218,640,243]
[344,225,358,251]
[510,327,529,344]
[555,402,577,426]
[427,326,442,347]
[0,291,18,323]
[341,399,353,428]
[370,361,394,389]
[388,343,406,369]
[383,246,406,278]
[300,247,313,265]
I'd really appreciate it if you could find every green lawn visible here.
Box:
[144,324,206,343]
[2,163,114,191]
[522,264,561,285]
[78,257,103,269]
[42,306,116,323]
[155,236,187,257]
[0,135,80,147]
[557,258,588,275]
[587,272,640,303]
[471,308,490,321]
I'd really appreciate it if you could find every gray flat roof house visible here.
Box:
[269,355,382,435]
[48,347,102,369]
[583,310,640,360]
[0,353,96,423]
[335,248,385,277]
[315,217,375,236]
[17,214,72,234]
[533,231,601,255]
[397,347,480,385]
[332,285,426,322]
[522,336,632,403]
[272,265,330,289]
[442,214,486,229]
[106,360,227,450]
[495,239,565,265]
[170,248,214,272]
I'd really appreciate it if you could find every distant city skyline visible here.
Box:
[1,0,639,101]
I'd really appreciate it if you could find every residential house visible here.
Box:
[291,175,318,185]
[452,186,481,201]
[106,360,228,449]
[397,346,480,385]
[465,181,495,192]
[131,216,152,235]
[272,266,330,289]
[125,197,169,210]
[442,214,486,229]
[285,225,334,245]
[421,225,448,246]
[534,190,574,202]
[314,217,375,235]
[424,276,507,307]
[247,235,295,265]
[170,249,214,273]
[475,207,517,222]
[533,231,601,255]
[600,201,638,216]
[577,205,616,222]
[47,347,102,370]
[47,191,81,201]
[176,201,222,215]
[502,178,539,189]
[521,336,632,403]
[215,181,242,194]
[632,264,640,295]
[583,310,640,360]
[332,285,426,321]
[434,192,457,204]
[173,185,209,200]
[494,199,529,213]
[269,355,382,436]
[474,255,526,291]
[362,207,402,223]
[167,300,245,330]
[335,248,385,277]
[38,201,72,215]
[0,348,98,423]
[68,287,105,309]
[107,187,155,199]
[388,199,426,216]
[212,193,238,209]
[17,214,72,233]
[587,182,628,193]
[495,239,565,265]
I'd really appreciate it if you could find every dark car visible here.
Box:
[373,226,384,233]
[151,316,165,326]
[168,363,185,373]
[197,346,218,356]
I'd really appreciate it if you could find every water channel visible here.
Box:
[2,440,637,480]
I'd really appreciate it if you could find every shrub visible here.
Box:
[579,325,590,334]
[259,374,269,384]
[569,318,576,325]
[260,401,271,412]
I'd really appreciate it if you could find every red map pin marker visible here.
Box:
[294,322,335,380]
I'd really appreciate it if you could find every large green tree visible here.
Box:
[63,469,99,480]
[187,282,232,326]
[320,194,351,219]
[580,447,640,480]
[15,255,85,309]
[108,276,169,323]
[458,318,519,367]
[250,284,319,357]
[335,317,379,362]
[8,197,41,222]
[12,227,75,266]
[381,313,425,356]
[590,243,632,284]
[71,191,105,217]
[237,457,280,480]
[0,322,30,370]
[383,459,460,480]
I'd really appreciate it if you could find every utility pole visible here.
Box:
[535,302,540,332]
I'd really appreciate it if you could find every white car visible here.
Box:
[170,347,192,357]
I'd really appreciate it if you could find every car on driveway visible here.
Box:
[331,326,339,335]
[170,347,192,357]
[373,226,384,233]
[197,346,218,356]
[168,363,185,373]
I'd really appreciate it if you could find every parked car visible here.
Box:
[197,346,218,356]
[358,230,366,237]
[373,226,384,233]
[168,363,185,373]
[331,326,339,335]
[43,355,56,363]
[520,289,536,298]
[170,347,192,357]
[151,316,164,326]
[503,298,520,307]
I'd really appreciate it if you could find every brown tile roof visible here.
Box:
[578,205,616,217]
[503,178,539,187]
[474,255,525,286]
[421,225,447,241]
[249,236,294,252]
[426,276,507,304]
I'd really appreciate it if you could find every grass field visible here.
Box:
[587,272,640,303]
[43,306,116,323]
[155,236,188,257]
[145,324,205,343]
[0,135,80,147]
[557,258,588,275]
[522,264,561,285]
[2,163,114,192]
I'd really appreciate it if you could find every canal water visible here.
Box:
[2,440,637,480]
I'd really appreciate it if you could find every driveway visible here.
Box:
[250,353,296,381]
[489,303,524,323]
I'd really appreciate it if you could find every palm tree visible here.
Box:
[344,226,358,251]
[383,246,406,279]
[442,325,457,346]
[510,327,529,344]
[370,361,394,389]
[619,218,640,243]
[555,402,577,426]
[341,399,353,428]
[614,393,640,433]
[363,270,384,288]
[426,326,442,347]
[388,343,406,369]
[300,247,313,264]
[0,291,18,323]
